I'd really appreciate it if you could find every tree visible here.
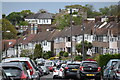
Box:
[20,49,32,57]
[6,10,33,25]
[43,51,54,59]
[1,19,17,39]
[34,44,43,59]
[38,9,47,13]
[76,41,93,54]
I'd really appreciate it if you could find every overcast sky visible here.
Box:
[2,2,118,16]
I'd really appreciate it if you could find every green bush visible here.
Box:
[63,52,69,57]
[96,53,120,67]
[74,55,82,61]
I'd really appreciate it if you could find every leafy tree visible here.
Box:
[38,9,47,13]
[18,21,29,26]
[20,49,32,57]
[99,7,110,16]
[34,44,43,59]
[53,14,82,30]
[1,19,17,39]
[76,41,93,54]
[99,5,118,16]
[6,10,33,25]
[6,12,23,25]
[43,51,54,59]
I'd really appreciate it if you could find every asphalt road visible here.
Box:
[40,72,74,80]
[40,73,102,80]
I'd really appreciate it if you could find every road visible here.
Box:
[40,73,102,80]
[40,72,74,80]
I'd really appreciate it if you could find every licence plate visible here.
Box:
[86,74,95,76]
[72,69,78,70]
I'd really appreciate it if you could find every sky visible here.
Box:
[2,2,118,16]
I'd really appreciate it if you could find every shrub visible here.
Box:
[74,55,82,61]
[63,52,69,57]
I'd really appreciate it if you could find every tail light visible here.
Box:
[65,67,68,69]
[48,67,53,70]
[60,69,62,71]
[54,70,57,72]
[26,61,34,75]
[21,71,27,79]
[80,66,84,71]
[117,70,120,74]
[97,67,101,72]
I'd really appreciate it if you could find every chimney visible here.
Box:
[95,16,101,23]
[59,9,62,13]
[107,16,115,22]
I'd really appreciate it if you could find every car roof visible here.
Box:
[2,62,24,70]
[81,61,97,63]
[109,59,120,61]
[2,57,30,62]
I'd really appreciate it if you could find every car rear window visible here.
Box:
[82,62,98,67]
[3,67,21,77]
[68,64,80,68]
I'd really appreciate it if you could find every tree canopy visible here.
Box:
[76,41,93,54]
[6,10,33,25]
[1,19,17,39]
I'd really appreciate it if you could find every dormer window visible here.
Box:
[9,42,12,45]
[23,37,26,40]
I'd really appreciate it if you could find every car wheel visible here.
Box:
[95,77,101,80]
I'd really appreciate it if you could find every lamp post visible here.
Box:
[81,20,85,60]
[70,9,73,61]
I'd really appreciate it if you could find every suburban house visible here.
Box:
[31,30,59,53]
[53,20,94,55]
[25,12,55,34]
[2,39,17,58]
[92,16,120,54]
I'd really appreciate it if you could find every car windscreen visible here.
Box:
[45,62,52,66]
[67,64,80,68]
[82,62,98,67]
[3,67,22,77]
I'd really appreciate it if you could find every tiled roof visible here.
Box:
[2,39,16,50]
[22,34,36,45]
[25,12,54,19]
[32,30,60,42]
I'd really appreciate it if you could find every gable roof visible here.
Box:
[25,12,54,19]
[22,34,36,45]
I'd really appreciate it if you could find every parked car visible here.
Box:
[2,57,39,80]
[58,64,67,78]
[44,61,55,72]
[103,59,120,80]
[77,60,101,80]
[53,64,61,79]
[0,67,13,80]
[64,63,80,79]
[40,66,50,75]
[2,62,30,80]
[109,61,120,80]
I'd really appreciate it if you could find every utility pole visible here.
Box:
[70,9,73,61]
[82,19,85,60]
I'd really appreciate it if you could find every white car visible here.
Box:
[53,67,60,78]
[58,64,67,78]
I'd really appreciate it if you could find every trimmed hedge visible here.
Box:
[97,53,120,67]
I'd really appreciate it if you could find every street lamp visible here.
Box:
[81,20,85,60]
[0,30,10,62]
[70,9,73,61]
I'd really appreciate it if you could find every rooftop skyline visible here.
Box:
[2,2,118,16]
